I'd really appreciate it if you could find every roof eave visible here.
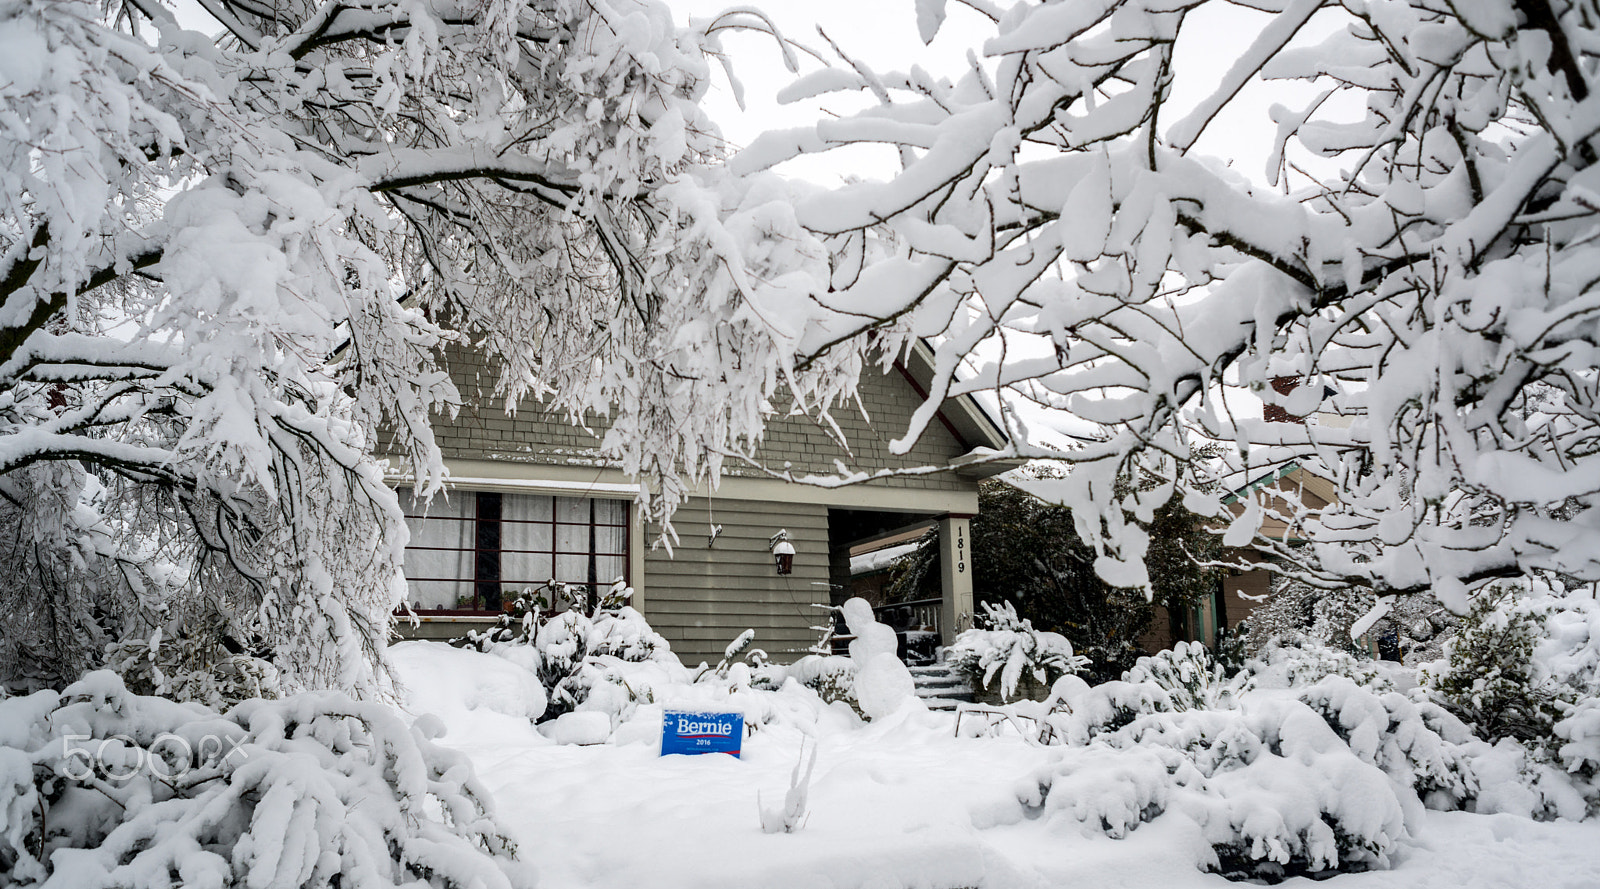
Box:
[898,339,1010,452]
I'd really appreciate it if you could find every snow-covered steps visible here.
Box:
[909,662,973,710]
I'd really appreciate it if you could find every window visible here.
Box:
[397,488,629,612]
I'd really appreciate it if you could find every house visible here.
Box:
[386,341,1014,666]
[1167,461,1341,648]
[1172,376,1349,648]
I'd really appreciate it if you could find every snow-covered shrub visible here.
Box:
[1296,677,1480,810]
[1241,639,1390,693]
[1016,635,1581,879]
[1068,638,1384,742]
[105,619,282,710]
[1056,679,1175,741]
[465,582,653,652]
[1466,738,1593,820]
[948,601,1089,701]
[1423,584,1576,748]
[1193,699,1411,881]
[1016,745,1185,839]
[1419,580,1600,812]
[754,655,862,717]
[1240,616,1600,820]
[1025,689,1414,881]
[811,664,861,715]
[1123,641,1232,711]
[528,606,673,724]
[1037,684,1428,878]
[1015,619,1600,880]
[1527,593,1600,804]
[462,586,673,725]
[0,672,530,889]
[392,641,548,727]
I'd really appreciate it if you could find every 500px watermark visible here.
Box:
[59,734,248,782]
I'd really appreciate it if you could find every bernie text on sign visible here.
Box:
[660,710,743,757]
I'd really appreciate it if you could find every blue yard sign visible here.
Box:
[661,710,743,757]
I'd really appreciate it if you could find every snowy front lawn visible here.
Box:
[390,643,1600,889]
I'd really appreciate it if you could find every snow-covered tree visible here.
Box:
[1241,578,1378,655]
[731,0,1600,609]
[0,0,853,692]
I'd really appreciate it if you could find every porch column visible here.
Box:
[937,514,974,646]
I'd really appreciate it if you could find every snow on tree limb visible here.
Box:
[0,0,855,691]
[740,0,1600,601]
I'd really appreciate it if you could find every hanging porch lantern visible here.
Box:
[769,529,795,575]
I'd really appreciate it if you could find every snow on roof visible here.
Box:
[997,468,1073,506]
[849,541,921,576]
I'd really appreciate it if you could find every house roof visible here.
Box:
[896,340,1018,479]
[1222,461,1302,506]
[1218,461,1342,545]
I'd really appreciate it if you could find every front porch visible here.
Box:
[827,507,975,665]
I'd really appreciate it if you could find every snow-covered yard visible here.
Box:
[391,642,1600,889]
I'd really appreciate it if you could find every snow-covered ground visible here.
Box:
[391,643,1600,889]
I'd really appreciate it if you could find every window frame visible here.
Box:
[396,487,632,615]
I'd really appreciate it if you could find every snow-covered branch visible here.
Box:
[742,0,1600,603]
[0,0,857,691]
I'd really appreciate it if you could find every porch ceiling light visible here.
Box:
[770,529,795,576]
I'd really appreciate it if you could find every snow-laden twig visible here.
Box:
[759,736,819,834]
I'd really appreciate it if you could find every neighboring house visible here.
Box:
[1172,461,1340,648]
[386,342,1014,666]
[1175,376,1348,648]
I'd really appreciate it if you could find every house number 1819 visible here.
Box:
[956,524,966,573]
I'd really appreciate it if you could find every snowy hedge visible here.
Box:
[1423,581,1600,766]
[0,672,532,889]
[1007,640,1597,882]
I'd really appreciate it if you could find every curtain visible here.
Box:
[501,493,555,592]
[397,489,631,610]
[398,488,475,609]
